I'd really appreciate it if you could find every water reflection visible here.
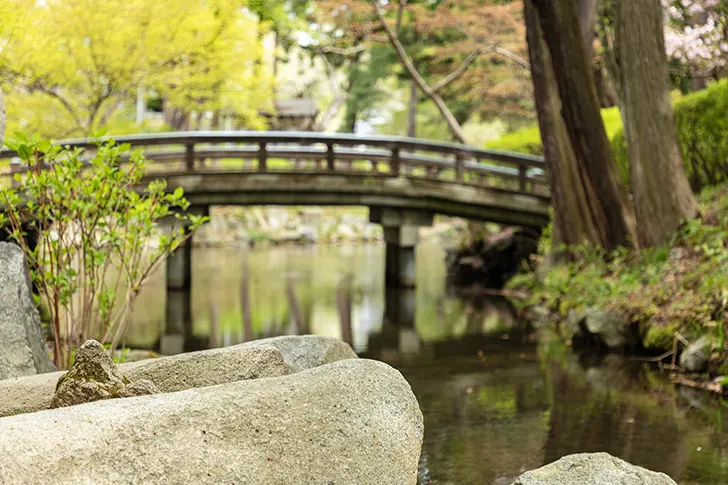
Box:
[123,243,728,485]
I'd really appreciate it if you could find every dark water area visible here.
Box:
[124,244,728,485]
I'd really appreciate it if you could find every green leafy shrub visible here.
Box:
[0,132,208,368]
[486,106,624,156]
[612,80,728,191]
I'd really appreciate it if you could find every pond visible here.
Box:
[124,243,728,485]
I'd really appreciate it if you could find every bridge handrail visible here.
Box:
[0,131,548,195]
[0,131,544,165]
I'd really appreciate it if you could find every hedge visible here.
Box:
[612,80,728,192]
[490,83,728,192]
[486,106,624,156]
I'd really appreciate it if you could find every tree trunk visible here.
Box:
[0,87,5,148]
[579,0,598,59]
[407,78,417,138]
[524,0,601,247]
[533,0,636,250]
[343,103,358,133]
[615,0,698,246]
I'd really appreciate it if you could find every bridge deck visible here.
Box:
[0,131,550,227]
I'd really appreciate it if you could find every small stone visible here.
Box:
[50,340,159,409]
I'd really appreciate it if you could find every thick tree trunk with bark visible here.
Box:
[579,0,598,59]
[533,0,636,250]
[524,0,600,247]
[615,0,698,247]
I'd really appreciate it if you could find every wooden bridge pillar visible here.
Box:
[161,205,208,355]
[370,208,433,288]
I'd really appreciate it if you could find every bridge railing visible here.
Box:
[0,131,547,195]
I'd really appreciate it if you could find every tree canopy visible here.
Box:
[0,0,274,138]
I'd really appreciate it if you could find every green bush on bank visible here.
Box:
[612,80,728,191]
[507,185,728,354]
[491,83,728,192]
[485,106,624,156]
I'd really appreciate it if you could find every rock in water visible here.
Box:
[511,453,677,485]
[51,340,159,408]
[0,359,424,485]
[0,242,56,380]
[680,335,712,373]
[567,309,638,351]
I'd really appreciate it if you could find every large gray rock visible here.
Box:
[0,242,56,380]
[680,335,712,373]
[0,359,423,485]
[243,334,358,373]
[567,309,631,350]
[51,340,159,409]
[121,341,289,393]
[512,453,677,485]
[0,335,353,417]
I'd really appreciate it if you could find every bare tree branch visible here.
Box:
[491,46,531,70]
[319,45,367,56]
[432,49,484,92]
[370,0,467,143]
[396,0,409,33]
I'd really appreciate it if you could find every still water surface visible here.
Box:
[125,243,728,485]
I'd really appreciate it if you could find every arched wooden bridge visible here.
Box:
[0,131,549,288]
[0,131,549,227]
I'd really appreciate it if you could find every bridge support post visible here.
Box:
[161,205,209,355]
[370,208,433,288]
[163,234,192,356]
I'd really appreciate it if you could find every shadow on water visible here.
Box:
[123,243,728,485]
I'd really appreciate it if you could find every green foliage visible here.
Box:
[486,106,624,155]
[612,80,728,191]
[0,132,208,368]
[0,0,273,138]
[508,184,728,352]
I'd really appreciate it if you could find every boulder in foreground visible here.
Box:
[0,335,352,417]
[0,359,423,485]
[511,453,677,485]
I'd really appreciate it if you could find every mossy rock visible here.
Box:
[643,322,682,352]
[51,340,159,409]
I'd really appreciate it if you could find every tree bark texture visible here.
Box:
[524,0,601,247]
[579,0,598,59]
[533,0,636,250]
[615,0,698,247]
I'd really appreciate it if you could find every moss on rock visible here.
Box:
[51,340,159,409]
